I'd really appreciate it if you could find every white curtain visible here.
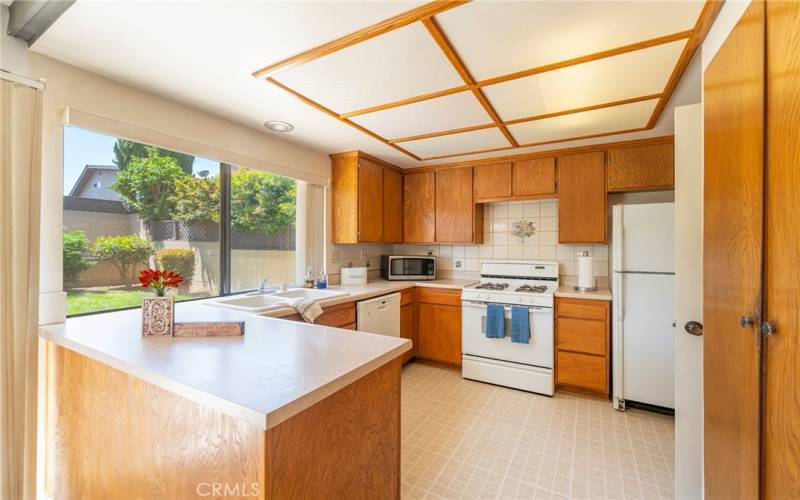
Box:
[0,78,43,500]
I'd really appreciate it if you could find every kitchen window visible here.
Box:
[62,126,301,316]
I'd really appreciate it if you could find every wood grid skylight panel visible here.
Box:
[271,22,464,113]
[349,91,492,140]
[508,98,658,145]
[397,127,509,158]
[434,1,706,80]
[483,40,686,122]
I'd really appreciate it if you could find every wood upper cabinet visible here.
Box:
[330,151,401,244]
[403,171,436,243]
[512,157,557,197]
[357,158,384,242]
[416,288,461,366]
[473,162,512,201]
[607,140,674,192]
[383,168,403,243]
[558,152,607,244]
[435,167,483,244]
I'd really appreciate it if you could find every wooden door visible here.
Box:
[512,157,556,197]
[557,152,607,243]
[383,168,403,243]
[435,167,474,243]
[357,158,383,242]
[607,141,674,192]
[473,162,512,201]
[765,1,800,496]
[403,171,436,243]
[703,3,764,498]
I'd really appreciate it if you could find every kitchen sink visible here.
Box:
[270,289,349,301]
[207,288,348,313]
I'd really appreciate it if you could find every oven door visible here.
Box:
[462,301,553,369]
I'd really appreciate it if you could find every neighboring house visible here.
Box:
[68,164,119,200]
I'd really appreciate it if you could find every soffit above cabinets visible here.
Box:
[252,0,720,162]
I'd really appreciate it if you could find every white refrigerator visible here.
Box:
[612,203,675,410]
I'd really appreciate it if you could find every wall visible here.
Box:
[394,199,610,284]
[29,53,331,323]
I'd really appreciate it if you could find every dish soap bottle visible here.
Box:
[303,267,315,289]
[317,268,328,289]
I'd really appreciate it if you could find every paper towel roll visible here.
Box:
[577,251,595,290]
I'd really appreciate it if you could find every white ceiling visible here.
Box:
[32,0,706,167]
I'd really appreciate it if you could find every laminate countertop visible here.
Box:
[40,299,411,431]
[554,286,613,301]
[38,279,473,432]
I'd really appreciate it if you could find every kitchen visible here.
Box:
[2,1,799,500]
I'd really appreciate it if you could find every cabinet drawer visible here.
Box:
[557,318,607,355]
[556,351,607,392]
[556,299,608,321]
[400,289,415,306]
[417,287,461,306]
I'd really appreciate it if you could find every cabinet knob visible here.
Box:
[761,321,777,336]
[740,315,755,328]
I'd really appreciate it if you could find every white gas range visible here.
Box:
[461,260,558,396]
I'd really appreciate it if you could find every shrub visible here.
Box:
[231,169,296,234]
[172,176,219,224]
[93,234,155,283]
[156,249,196,290]
[63,230,93,288]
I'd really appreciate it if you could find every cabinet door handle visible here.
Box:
[761,321,777,337]
[740,315,755,328]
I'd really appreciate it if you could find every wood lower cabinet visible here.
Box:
[512,157,556,198]
[416,288,461,366]
[284,301,356,329]
[557,151,607,244]
[400,289,417,364]
[330,151,402,244]
[435,167,483,244]
[555,297,610,398]
[403,171,436,243]
[607,139,674,192]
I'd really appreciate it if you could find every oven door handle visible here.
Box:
[463,301,551,312]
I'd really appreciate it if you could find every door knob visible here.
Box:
[740,315,755,328]
[684,321,703,336]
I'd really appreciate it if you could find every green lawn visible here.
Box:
[67,290,193,316]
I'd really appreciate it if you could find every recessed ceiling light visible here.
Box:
[264,121,294,133]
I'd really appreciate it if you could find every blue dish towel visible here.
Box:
[511,306,530,344]
[486,303,505,338]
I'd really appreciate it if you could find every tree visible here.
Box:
[231,169,296,234]
[110,147,188,222]
[172,176,220,223]
[93,234,155,283]
[113,139,195,174]
[63,230,93,288]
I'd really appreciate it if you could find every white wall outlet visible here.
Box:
[453,258,464,270]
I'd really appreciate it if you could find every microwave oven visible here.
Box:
[381,255,436,281]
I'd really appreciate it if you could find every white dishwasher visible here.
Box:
[356,293,401,337]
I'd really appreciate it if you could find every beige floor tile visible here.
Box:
[400,363,675,500]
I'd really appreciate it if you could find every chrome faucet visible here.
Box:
[257,277,276,294]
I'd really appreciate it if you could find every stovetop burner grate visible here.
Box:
[475,282,509,290]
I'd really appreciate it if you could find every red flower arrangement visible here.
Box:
[138,269,183,297]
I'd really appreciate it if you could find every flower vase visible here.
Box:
[142,296,174,336]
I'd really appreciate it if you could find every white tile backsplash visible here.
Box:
[395,199,609,280]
